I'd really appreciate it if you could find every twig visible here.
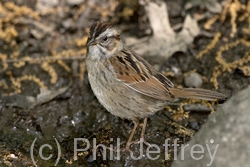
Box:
[2,56,85,63]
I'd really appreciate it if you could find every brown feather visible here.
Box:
[130,76,175,101]
[169,88,226,101]
[109,46,226,101]
[109,47,175,100]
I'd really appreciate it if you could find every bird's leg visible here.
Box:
[138,117,152,147]
[140,117,148,139]
[125,118,139,150]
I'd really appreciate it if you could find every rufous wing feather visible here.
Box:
[109,47,226,102]
[109,49,175,101]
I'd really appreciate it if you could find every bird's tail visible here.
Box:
[169,88,226,101]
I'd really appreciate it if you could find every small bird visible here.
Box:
[85,21,226,150]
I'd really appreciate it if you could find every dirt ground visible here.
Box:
[0,0,250,166]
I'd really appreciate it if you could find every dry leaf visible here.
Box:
[127,1,200,59]
[1,82,71,109]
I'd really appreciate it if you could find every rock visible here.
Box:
[171,86,250,167]
[62,18,74,30]
[66,0,85,5]
[184,0,222,14]
[30,21,55,39]
[184,72,203,88]
[183,104,211,112]
[36,0,59,11]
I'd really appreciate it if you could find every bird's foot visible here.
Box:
[132,137,152,148]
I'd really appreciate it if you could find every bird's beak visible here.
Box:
[87,39,98,46]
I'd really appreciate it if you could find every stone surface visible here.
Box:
[66,0,85,5]
[184,72,203,88]
[171,86,250,167]
[36,0,59,11]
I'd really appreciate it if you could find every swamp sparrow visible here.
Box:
[85,21,226,150]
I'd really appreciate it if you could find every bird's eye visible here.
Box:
[103,36,108,42]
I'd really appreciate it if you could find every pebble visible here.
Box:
[184,72,203,88]
[66,0,85,5]
[36,0,59,11]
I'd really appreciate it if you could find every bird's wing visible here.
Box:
[109,48,175,101]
